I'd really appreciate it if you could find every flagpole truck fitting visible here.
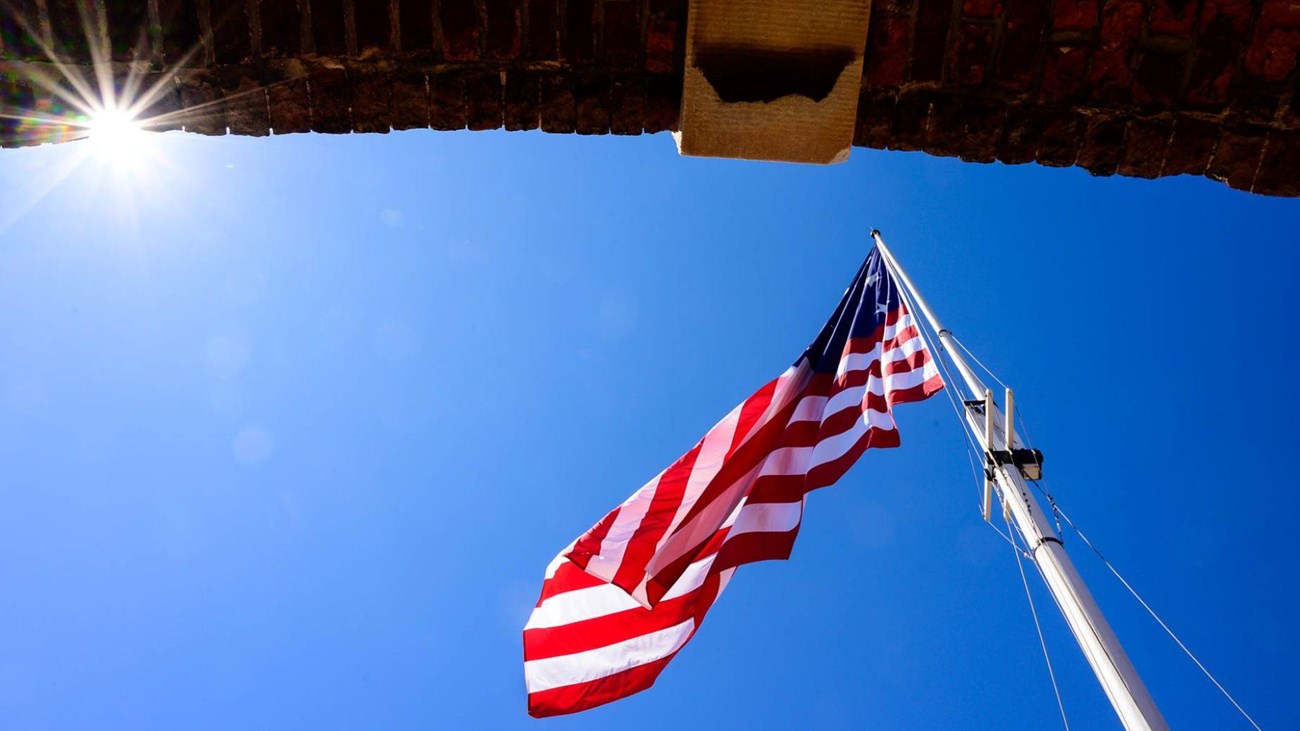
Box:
[871,230,1169,731]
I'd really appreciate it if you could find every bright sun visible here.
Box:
[87,106,149,161]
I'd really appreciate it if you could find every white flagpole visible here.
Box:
[872,231,1169,731]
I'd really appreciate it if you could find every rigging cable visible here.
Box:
[887,262,984,505]
[889,273,1025,555]
[932,335,985,505]
[881,251,1069,726]
[1047,502,1264,731]
[945,314,1259,727]
[1006,509,1071,731]
[999,390,1260,731]
[950,334,1009,391]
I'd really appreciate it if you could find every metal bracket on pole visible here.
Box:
[982,389,994,523]
[1004,388,1015,450]
[1001,386,1015,525]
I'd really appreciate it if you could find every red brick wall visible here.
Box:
[858,0,1300,194]
[1,0,1296,195]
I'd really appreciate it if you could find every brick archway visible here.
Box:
[1,0,1297,195]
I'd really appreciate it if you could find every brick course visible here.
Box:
[0,0,1296,195]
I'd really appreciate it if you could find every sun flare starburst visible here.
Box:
[0,5,212,230]
[85,105,149,161]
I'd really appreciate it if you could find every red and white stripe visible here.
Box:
[524,307,943,717]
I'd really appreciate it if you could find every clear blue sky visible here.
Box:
[1,126,1296,730]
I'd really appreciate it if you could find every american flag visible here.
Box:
[523,248,944,717]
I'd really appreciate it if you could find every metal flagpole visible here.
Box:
[871,230,1169,731]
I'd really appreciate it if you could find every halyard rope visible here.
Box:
[1050,503,1264,731]
[890,269,1027,557]
[952,332,1262,728]
[892,258,1262,729]
[1007,509,1072,731]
